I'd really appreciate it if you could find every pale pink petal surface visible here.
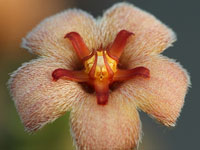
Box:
[99,3,176,62]
[9,58,87,131]
[70,94,141,150]
[22,9,98,62]
[116,55,190,126]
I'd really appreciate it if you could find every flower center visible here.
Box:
[52,30,150,105]
[84,51,117,81]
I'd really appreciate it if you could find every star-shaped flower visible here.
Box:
[9,2,190,150]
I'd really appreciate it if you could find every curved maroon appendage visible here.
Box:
[65,32,91,60]
[93,80,110,105]
[113,67,150,81]
[52,68,89,82]
[107,30,134,61]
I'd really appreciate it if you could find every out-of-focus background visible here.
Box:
[0,0,199,150]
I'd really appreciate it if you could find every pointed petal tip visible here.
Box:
[96,92,109,105]
[119,29,135,36]
[137,67,150,78]
[64,31,90,60]
[108,30,135,61]
[64,31,79,39]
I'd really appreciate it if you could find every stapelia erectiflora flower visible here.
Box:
[9,2,190,150]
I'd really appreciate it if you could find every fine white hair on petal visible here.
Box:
[22,9,99,62]
[21,2,178,70]
[22,2,177,64]
[115,54,190,127]
[70,93,141,150]
[99,2,176,62]
[8,57,88,132]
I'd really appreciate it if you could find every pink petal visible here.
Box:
[99,3,176,62]
[22,9,98,61]
[70,94,141,149]
[116,55,190,126]
[9,58,87,131]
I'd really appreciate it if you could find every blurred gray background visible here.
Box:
[0,0,199,150]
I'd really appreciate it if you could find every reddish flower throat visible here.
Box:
[52,30,150,105]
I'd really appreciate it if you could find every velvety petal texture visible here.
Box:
[99,3,176,62]
[117,55,190,126]
[9,58,87,131]
[70,94,141,150]
[22,9,98,62]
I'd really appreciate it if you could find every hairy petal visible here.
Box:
[100,2,176,62]
[117,55,190,126]
[22,9,98,63]
[70,94,141,150]
[9,58,86,132]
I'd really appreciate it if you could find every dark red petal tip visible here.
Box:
[96,93,109,105]
[94,80,109,105]
[107,30,134,61]
[64,32,90,60]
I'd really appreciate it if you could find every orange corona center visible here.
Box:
[52,30,150,105]
[84,51,117,80]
